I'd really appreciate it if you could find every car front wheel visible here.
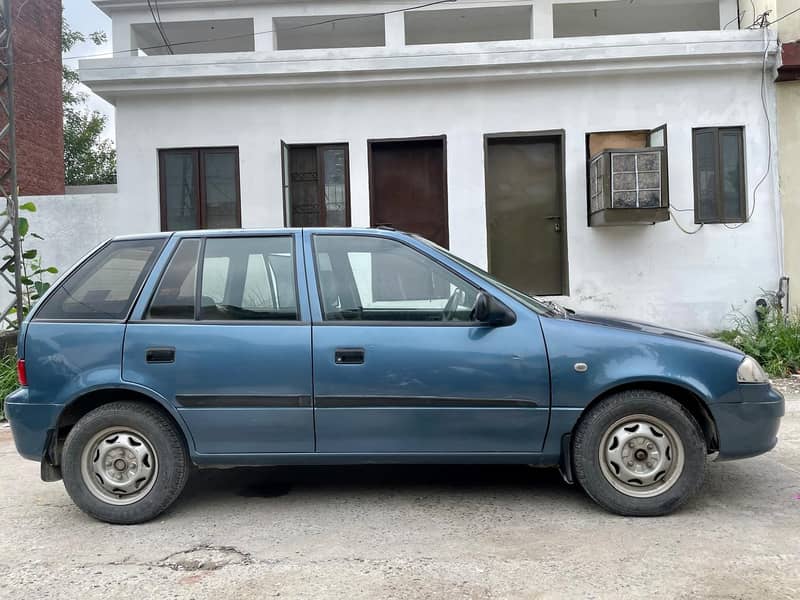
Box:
[572,390,707,516]
[61,401,189,524]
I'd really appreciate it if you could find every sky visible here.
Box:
[62,0,115,139]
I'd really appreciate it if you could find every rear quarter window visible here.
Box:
[34,239,165,321]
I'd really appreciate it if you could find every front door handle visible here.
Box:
[146,347,175,364]
[335,348,364,365]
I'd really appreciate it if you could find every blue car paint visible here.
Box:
[3,227,785,472]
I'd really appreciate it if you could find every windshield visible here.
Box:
[412,235,562,317]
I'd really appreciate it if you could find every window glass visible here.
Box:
[36,239,163,321]
[203,151,239,229]
[313,235,478,322]
[147,239,201,320]
[199,237,297,321]
[693,130,717,223]
[720,131,744,221]
[162,152,197,231]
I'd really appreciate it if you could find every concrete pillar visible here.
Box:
[532,0,554,39]
[385,11,405,48]
[112,17,135,56]
[254,15,275,52]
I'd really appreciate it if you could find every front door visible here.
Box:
[485,135,566,295]
[305,231,550,454]
[123,233,314,455]
[369,137,449,247]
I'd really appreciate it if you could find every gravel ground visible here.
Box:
[0,398,798,600]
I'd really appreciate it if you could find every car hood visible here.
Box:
[565,311,742,354]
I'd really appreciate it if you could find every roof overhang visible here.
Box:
[79,29,779,103]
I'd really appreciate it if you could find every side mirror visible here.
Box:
[471,292,516,327]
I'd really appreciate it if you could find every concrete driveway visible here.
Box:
[0,400,798,599]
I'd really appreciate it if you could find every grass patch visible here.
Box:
[0,354,17,421]
[716,310,800,378]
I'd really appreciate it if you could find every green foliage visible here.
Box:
[0,354,17,420]
[717,305,800,378]
[62,17,116,186]
[0,202,58,327]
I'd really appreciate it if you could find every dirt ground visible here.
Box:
[0,398,798,599]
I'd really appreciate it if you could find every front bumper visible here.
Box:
[4,388,61,461]
[711,384,785,460]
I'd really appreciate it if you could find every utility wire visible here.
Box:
[669,209,703,234]
[769,6,800,25]
[146,0,174,55]
[724,28,772,230]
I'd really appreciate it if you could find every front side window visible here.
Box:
[147,237,298,321]
[693,127,746,224]
[159,147,241,231]
[282,143,350,227]
[35,239,164,320]
[313,235,478,322]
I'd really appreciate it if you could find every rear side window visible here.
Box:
[146,236,298,321]
[35,239,164,321]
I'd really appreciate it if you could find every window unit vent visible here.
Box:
[588,147,669,226]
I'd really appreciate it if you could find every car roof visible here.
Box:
[111,227,407,241]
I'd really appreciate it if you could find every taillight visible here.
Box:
[17,359,27,386]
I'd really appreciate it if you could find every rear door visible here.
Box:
[123,232,314,455]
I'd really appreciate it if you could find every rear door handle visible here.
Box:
[146,347,175,364]
[335,348,364,365]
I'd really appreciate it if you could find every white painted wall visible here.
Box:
[21,193,147,281]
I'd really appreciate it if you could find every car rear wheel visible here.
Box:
[572,390,706,516]
[62,401,189,524]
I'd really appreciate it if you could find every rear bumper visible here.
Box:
[711,384,785,460]
[4,388,61,461]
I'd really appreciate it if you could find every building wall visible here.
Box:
[24,193,144,275]
[95,63,781,333]
[12,0,64,196]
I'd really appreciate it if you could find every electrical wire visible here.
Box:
[724,27,772,230]
[146,0,174,55]
[769,6,800,26]
[669,209,703,234]
[723,11,745,30]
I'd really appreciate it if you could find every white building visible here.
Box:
[68,0,783,332]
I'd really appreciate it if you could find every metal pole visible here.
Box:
[0,0,23,328]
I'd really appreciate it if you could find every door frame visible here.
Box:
[367,135,449,246]
[482,129,569,296]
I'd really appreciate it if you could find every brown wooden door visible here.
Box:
[485,135,565,296]
[369,138,448,248]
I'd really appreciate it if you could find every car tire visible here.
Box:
[572,390,706,517]
[61,401,189,524]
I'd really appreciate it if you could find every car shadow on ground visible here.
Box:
[173,463,589,509]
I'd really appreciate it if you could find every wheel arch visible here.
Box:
[576,381,719,453]
[50,386,194,466]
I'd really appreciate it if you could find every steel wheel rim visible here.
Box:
[598,414,685,499]
[80,427,158,506]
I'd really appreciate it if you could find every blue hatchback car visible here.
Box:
[5,228,784,523]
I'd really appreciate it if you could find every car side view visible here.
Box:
[4,228,785,523]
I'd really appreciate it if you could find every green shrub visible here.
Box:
[0,354,17,421]
[717,309,800,378]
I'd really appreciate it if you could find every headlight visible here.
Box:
[737,356,769,383]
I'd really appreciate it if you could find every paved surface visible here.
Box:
[0,401,798,600]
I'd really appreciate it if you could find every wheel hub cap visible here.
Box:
[598,415,685,498]
[81,428,158,506]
